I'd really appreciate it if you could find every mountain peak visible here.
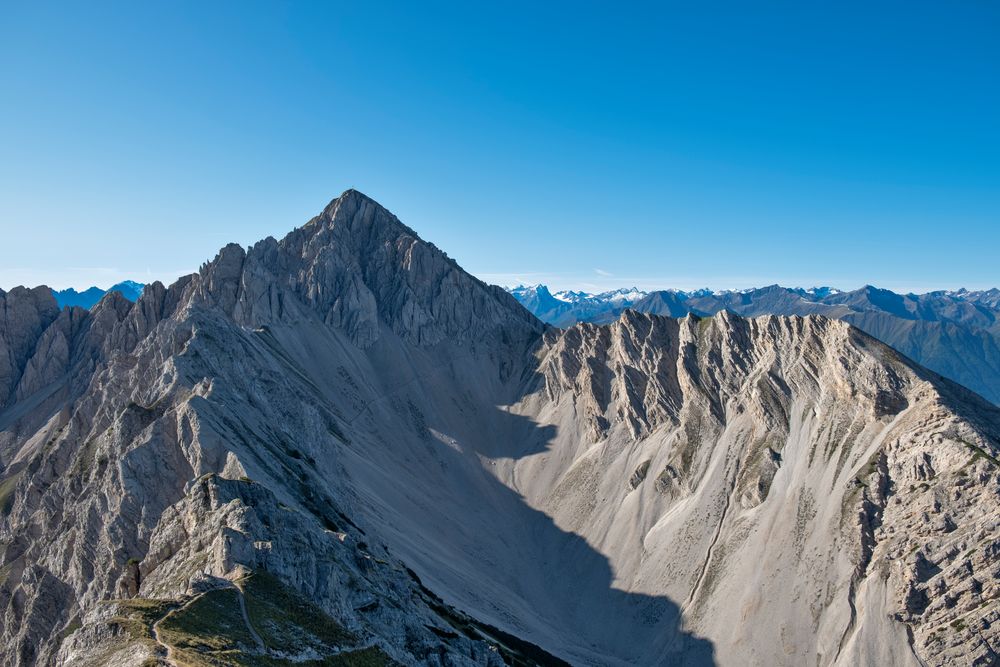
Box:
[321,188,395,222]
[326,187,377,208]
[196,190,543,349]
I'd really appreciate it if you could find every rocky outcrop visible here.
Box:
[0,286,61,408]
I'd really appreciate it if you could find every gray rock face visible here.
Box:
[0,286,61,408]
[209,189,542,350]
[1,190,998,666]
[527,310,1000,665]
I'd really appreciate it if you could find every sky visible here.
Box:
[1,1,998,294]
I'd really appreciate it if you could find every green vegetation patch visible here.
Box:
[242,572,356,653]
[853,448,884,487]
[325,646,395,666]
[0,471,22,516]
[0,563,12,589]
[158,588,256,655]
[105,598,174,644]
[57,618,83,643]
[959,438,1000,468]
[103,576,394,667]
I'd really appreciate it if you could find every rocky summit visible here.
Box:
[2,190,999,666]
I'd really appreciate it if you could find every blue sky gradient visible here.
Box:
[1,1,997,292]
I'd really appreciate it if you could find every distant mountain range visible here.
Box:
[51,280,144,309]
[508,283,1000,404]
[506,284,648,326]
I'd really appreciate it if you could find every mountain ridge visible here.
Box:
[508,283,1000,404]
[1,190,998,666]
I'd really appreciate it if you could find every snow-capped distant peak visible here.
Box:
[506,284,544,295]
[546,287,649,304]
[551,290,594,303]
[599,287,647,303]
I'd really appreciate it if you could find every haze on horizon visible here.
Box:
[1,2,997,294]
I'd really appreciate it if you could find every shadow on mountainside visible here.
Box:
[0,190,715,666]
[257,319,716,666]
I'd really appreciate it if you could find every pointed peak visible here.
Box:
[339,187,376,204]
[314,188,426,243]
[322,188,383,216]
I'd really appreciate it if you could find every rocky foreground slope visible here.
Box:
[1,190,999,666]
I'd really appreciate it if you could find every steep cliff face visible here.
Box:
[506,310,1000,665]
[0,288,142,469]
[0,286,61,409]
[0,191,997,667]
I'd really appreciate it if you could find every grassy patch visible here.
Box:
[159,588,255,655]
[243,572,356,653]
[0,562,11,588]
[960,439,1000,468]
[107,576,395,667]
[327,646,395,666]
[852,449,884,488]
[0,472,22,515]
[77,439,98,475]
[57,618,82,643]
[105,598,174,644]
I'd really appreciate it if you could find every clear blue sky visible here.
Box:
[1,2,997,293]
